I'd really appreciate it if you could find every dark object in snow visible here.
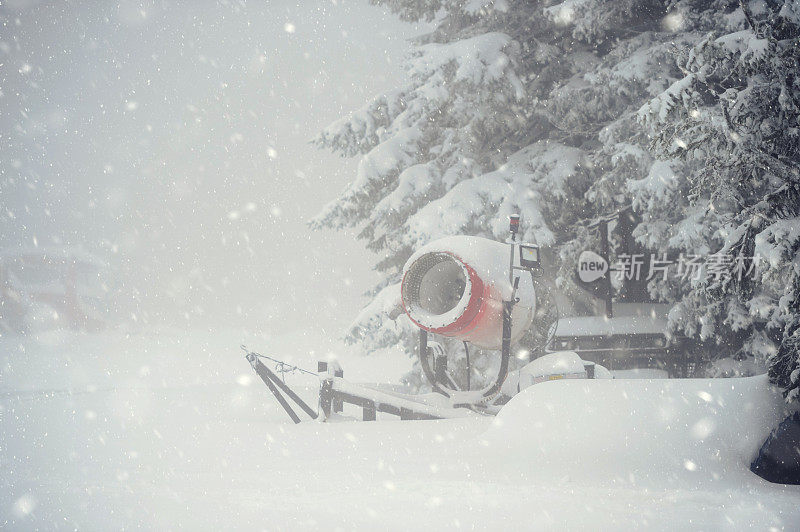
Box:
[243,347,319,424]
[751,412,800,485]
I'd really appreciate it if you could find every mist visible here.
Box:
[1,0,418,334]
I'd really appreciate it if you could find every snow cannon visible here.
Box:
[401,235,536,350]
[241,217,606,422]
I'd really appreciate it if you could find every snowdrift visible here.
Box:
[475,375,797,489]
[4,330,800,530]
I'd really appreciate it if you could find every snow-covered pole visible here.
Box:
[481,215,522,401]
[599,219,613,319]
[508,214,519,285]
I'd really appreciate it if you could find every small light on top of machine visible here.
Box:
[519,243,540,269]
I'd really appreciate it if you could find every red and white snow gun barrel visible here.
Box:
[401,235,537,350]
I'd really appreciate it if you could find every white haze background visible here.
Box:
[1,0,422,339]
[3,3,800,530]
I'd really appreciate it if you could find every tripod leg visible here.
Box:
[261,363,318,419]
[248,355,301,424]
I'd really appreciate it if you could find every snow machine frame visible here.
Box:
[243,347,475,423]
[243,215,544,422]
[417,214,541,405]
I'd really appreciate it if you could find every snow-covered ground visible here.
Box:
[2,329,799,530]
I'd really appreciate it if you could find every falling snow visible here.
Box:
[2,0,800,529]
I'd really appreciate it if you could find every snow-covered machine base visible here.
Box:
[246,348,607,423]
[320,377,476,421]
[245,348,482,422]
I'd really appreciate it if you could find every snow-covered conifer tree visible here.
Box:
[639,0,800,401]
[315,0,800,393]
[313,0,696,387]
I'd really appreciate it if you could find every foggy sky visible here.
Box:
[0,1,419,334]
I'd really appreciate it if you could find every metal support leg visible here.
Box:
[333,367,344,413]
[418,329,449,397]
[481,299,513,400]
[363,402,376,421]
[319,378,333,419]
[260,362,318,419]
[318,360,344,413]
[434,354,448,387]
[247,354,302,424]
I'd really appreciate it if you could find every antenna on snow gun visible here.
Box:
[401,215,541,406]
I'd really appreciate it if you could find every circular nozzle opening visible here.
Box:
[402,253,469,321]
